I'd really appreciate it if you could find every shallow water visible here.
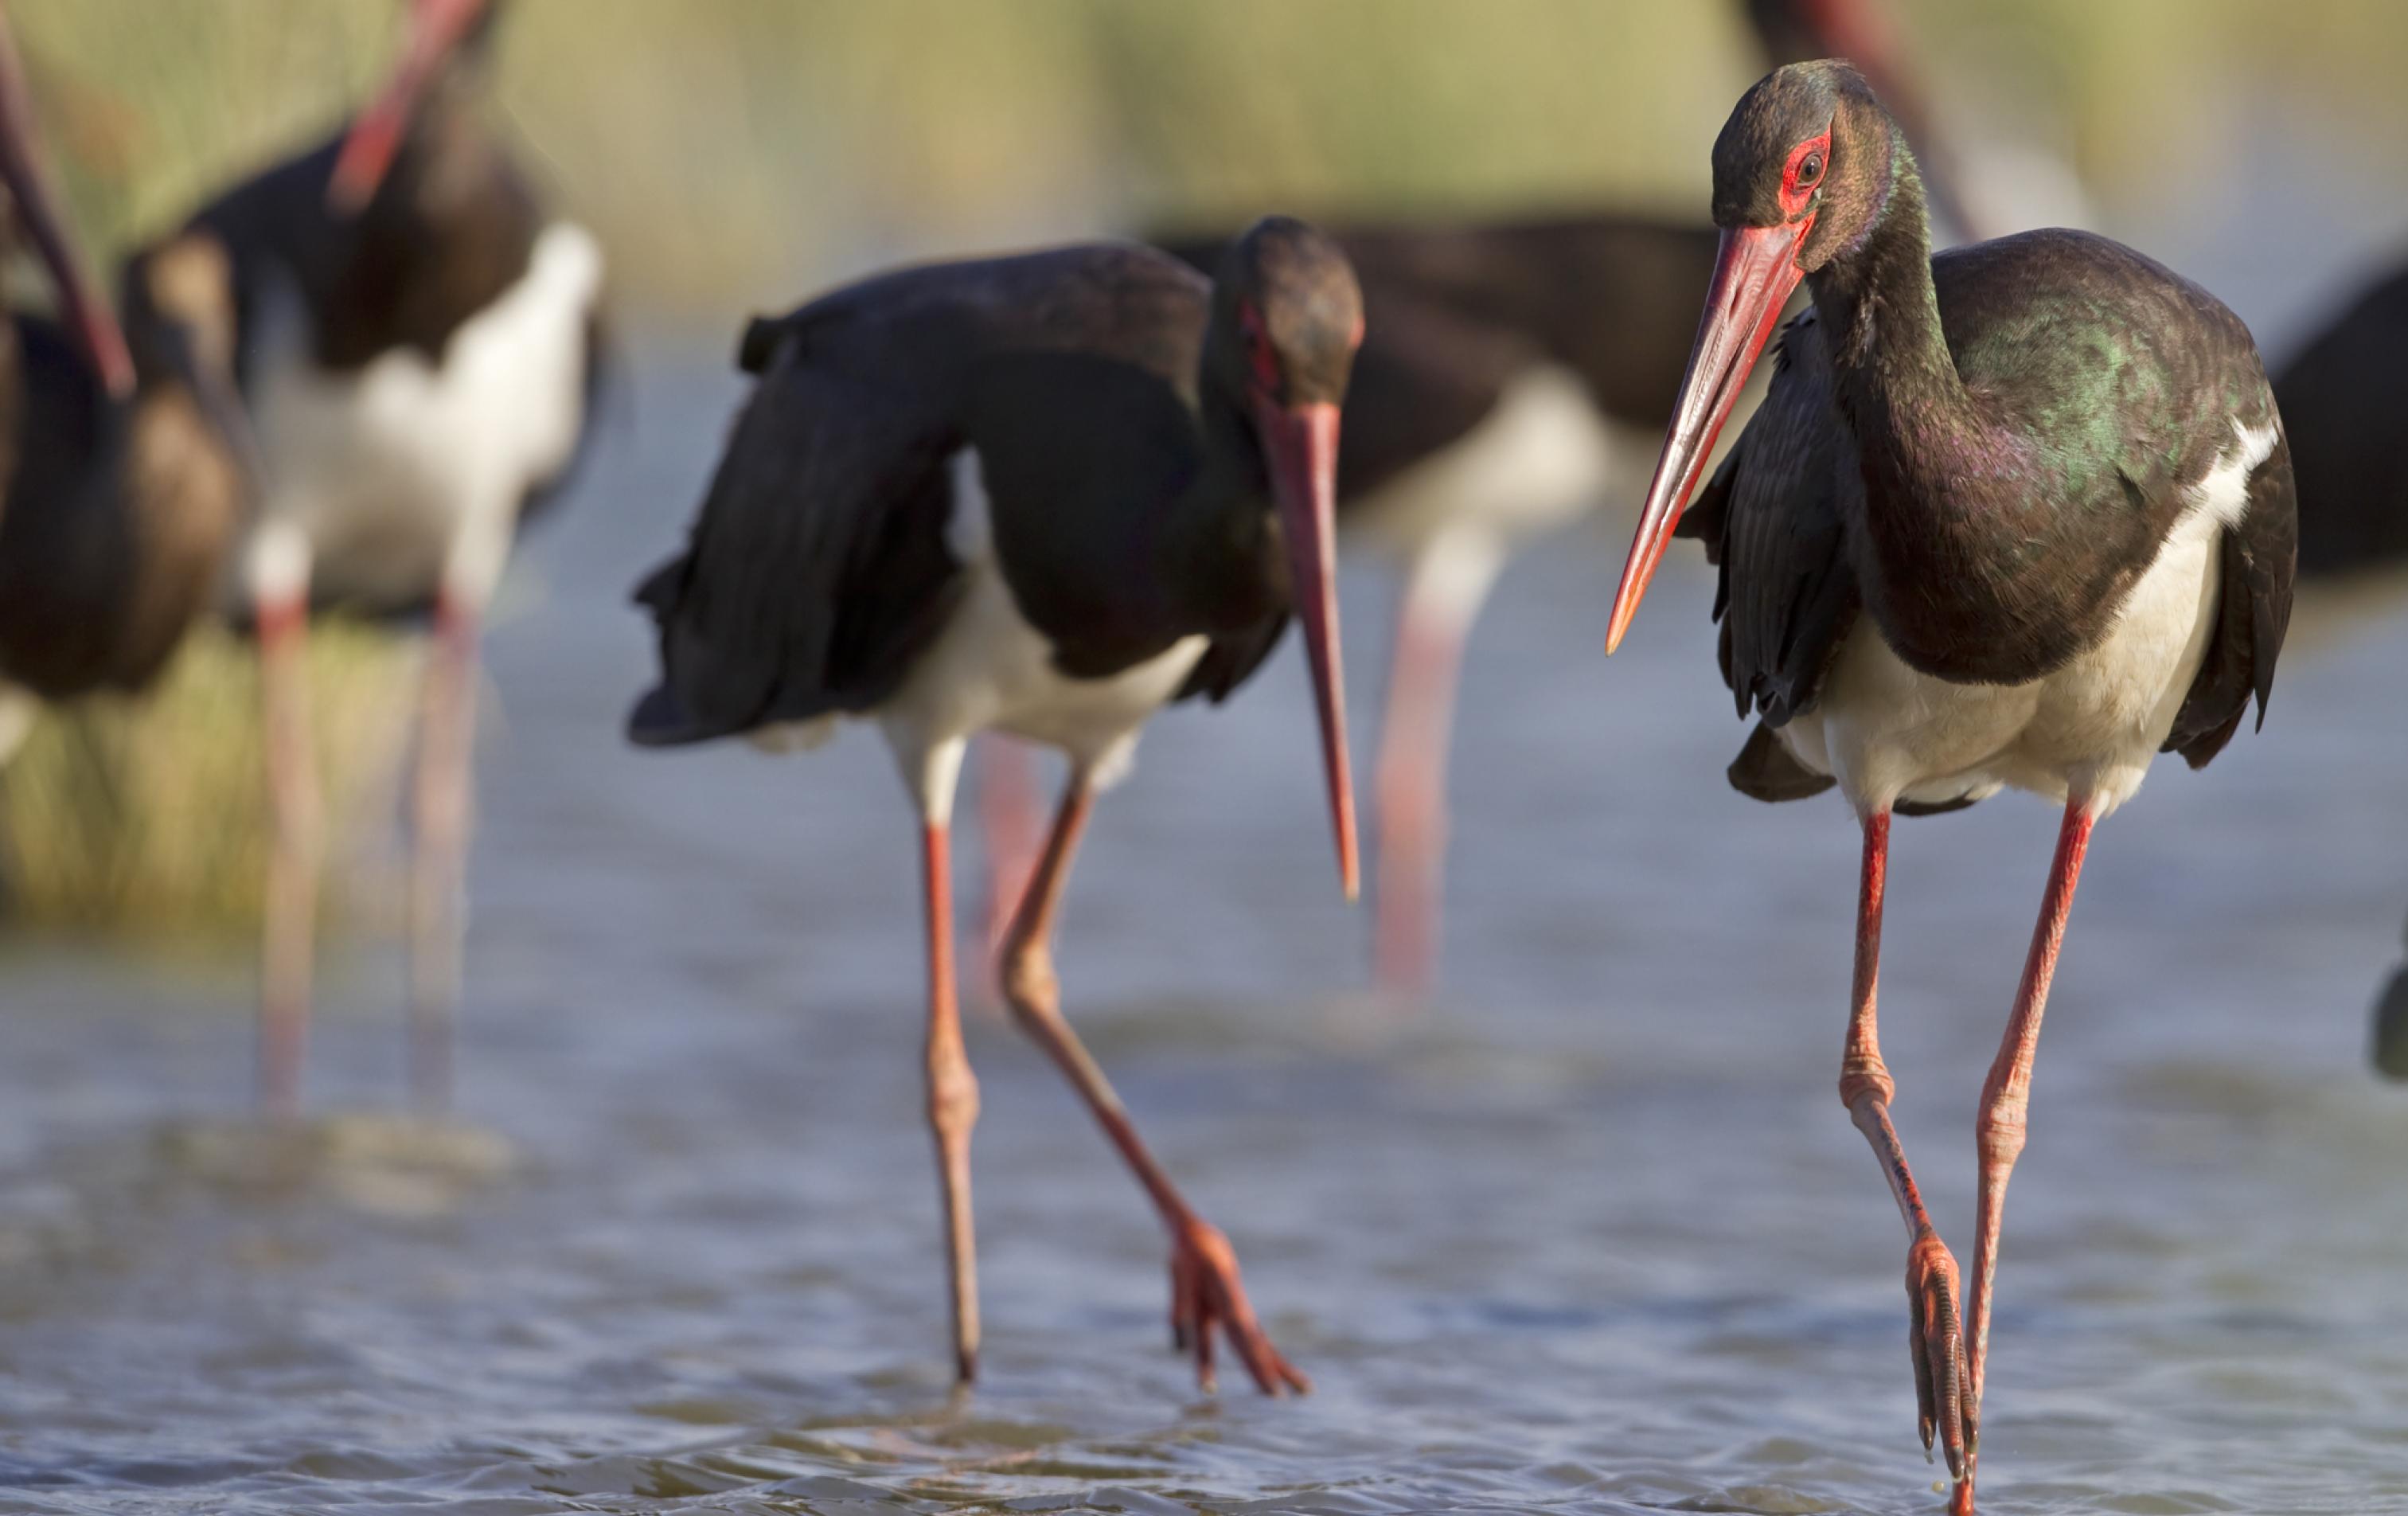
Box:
[1,345,2405,1516]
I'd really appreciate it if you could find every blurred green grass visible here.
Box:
[17,1,2399,320]
[0,623,416,942]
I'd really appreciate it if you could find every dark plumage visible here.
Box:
[634,230,1354,750]
[2274,260,2408,578]
[1680,230,2295,783]
[179,6,603,619]
[0,237,248,701]
[0,16,244,723]
[1606,61,2295,1515]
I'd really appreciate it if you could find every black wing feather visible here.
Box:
[629,344,960,745]
[962,350,1207,679]
[1677,314,1862,736]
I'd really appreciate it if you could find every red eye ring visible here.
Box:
[1780,131,1832,217]
[1239,299,1282,393]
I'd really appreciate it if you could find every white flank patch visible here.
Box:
[793,447,1211,825]
[1344,363,1616,564]
[234,221,605,615]
[1781,428,2269,820]
[2185,418,2277,531]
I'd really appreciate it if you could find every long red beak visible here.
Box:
[0,14,131,400]
[1256,398,1360,901]
[328,0,484,214]
[1604,220,1809,654]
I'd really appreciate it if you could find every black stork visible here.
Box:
[2273,259,2408,580]
[1603,62,2295,1512]
[2271,259,2408,1071]
[0,14,248,748]
[1086,0,2008,996]
[629,218,1362,1393]
[174,0,605,1114]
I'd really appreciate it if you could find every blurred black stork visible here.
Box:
[2271,260,2408,1072]
[0,14,249,753]
[1086,0,2004,995]
[1604,62,2294,1511]
[172,0,606,1114]
[629,218,1363,1393]
[2274,260,2408,580]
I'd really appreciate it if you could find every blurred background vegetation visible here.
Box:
[2,0,2405,944]
[18,0,2408,321]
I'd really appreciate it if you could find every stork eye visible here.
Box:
[1797,152,1824,188]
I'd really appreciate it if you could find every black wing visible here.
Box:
[2164,429,2297,768]
[1331,294,1538,501]
[2273,264,2408,578]
[960,349,1290,706]
[629,339,960,745]
[1679,314,1862,725]
[962,349,1206,679]
[1673,313,1862,807]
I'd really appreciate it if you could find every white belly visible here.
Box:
[751,448,1205,825]
[1778,422,2274,820]
[1344,363,1617,565]
[236,221,605,611]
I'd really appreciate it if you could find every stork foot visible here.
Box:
[1168,1217,1309,1397]
[1906,1229,1973,1482]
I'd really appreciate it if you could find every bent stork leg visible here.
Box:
[1372,530,1500,995]
[997,771,1309,1396]
[1840,811,1973,1483]
[1954,799,2095,1515]
[253,528,321,1117]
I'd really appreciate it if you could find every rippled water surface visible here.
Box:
[2,346,2405,1516]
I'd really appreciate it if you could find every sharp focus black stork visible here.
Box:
[1604,63,2295,1512]
[0,14,248,750]
[630,219,1363,1393]
[174,0,606,1114]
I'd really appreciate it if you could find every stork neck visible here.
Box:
[1805,158,2013,526]
[1809,165,1960,416]
[1166,377,1284,631]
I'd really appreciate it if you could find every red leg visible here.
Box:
[921,818,982,1382]
[256,590,319,1118]
[1372,563,1474,996]
[407,593,482,1110]
[997,773,1308,1396]
[1839,811,1972,1484]
[974,736,1044,990]
[1953,800,2095,1513]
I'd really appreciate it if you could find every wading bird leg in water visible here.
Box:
[253,530,322,1118]
[1840,811,1972,1486]
[917,761,983,1382]
[974,735,1044,987]
[1372,533,1495,995]
[1953,799,2094,1515]
[406,569,490,1111]
[997,771,1309,1396]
